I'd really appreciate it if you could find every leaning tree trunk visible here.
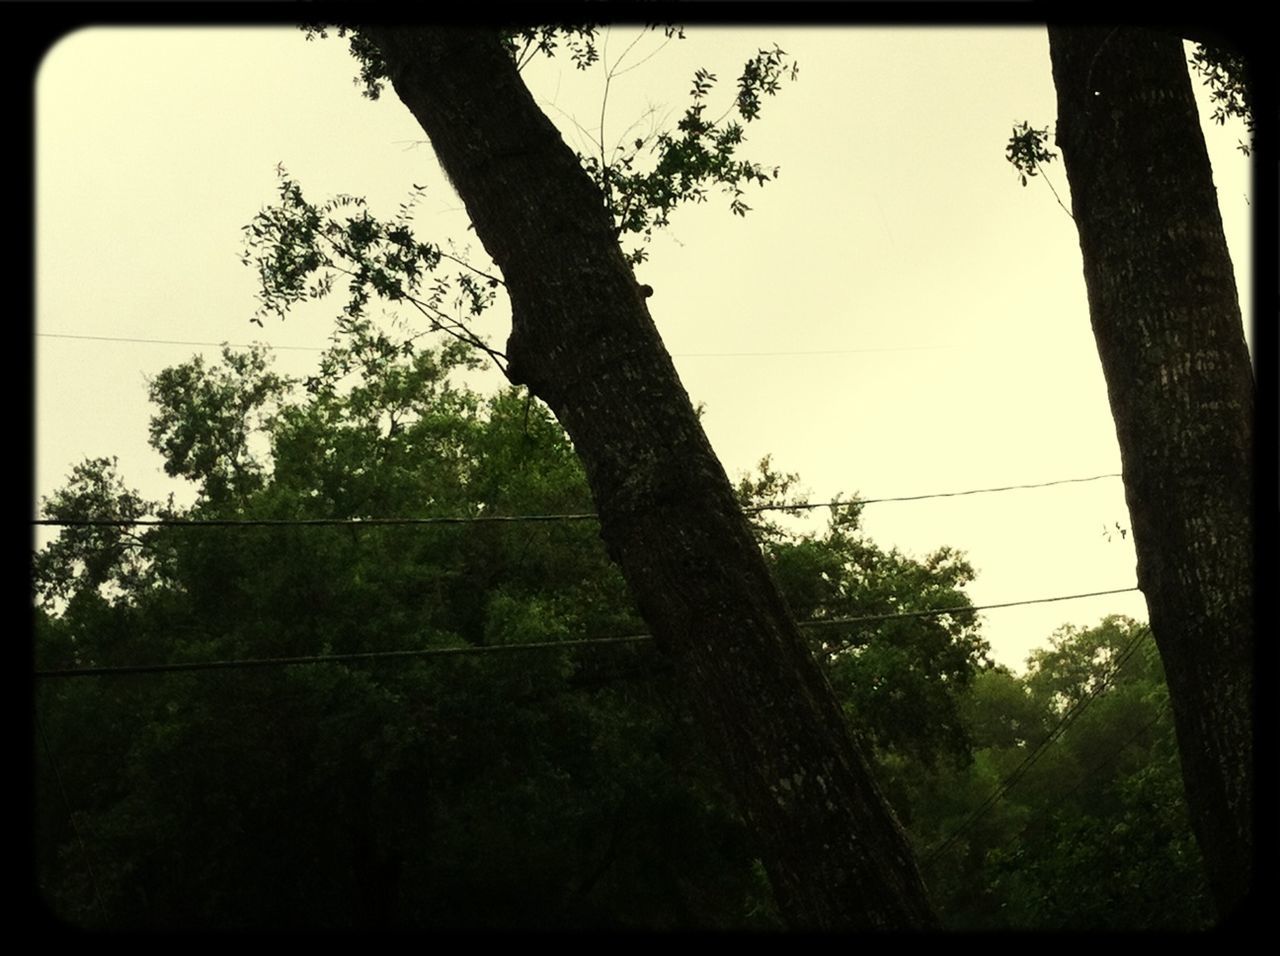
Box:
[1047,26,1254,919]
[362,26,938,929]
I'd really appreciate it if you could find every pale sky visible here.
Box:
[34,26,1253,671]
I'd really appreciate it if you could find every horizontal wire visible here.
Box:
[37,332,324,352]
[36,330,951,358]
[33,473,1122,529]
[35,512,598,529]
[33,587,1139,679]
[35,635,653,679]
[672,346,952,357]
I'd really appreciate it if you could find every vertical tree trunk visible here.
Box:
[363,27,938,929]
[1047,26,1254,919]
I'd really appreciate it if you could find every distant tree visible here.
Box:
[906,617,1213,930]
[35,340,767,928]
[35,335,987,929]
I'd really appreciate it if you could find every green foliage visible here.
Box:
[33,459,164,610]
[735,458,988,771]
[1006,121,1058,186]
[958,666,1046,750]
[1188,42,1253,155]
[148,346,289,507]
[304,25,605,100]
[241,171,507,374]
[35,342,985,928]
[908,616,1214,930]
[507,25,602,73]
[242,36,795,364]
[301,23,392,100]
[587,45,797,265]
[41,350,1203,930]
[297,26,794,271]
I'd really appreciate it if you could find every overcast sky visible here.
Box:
[34,26,1253,671]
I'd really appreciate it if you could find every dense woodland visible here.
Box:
[34,23,1248,931]
[34,335,1212,929]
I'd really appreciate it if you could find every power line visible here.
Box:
[37,332,324,352]
[36,511,599,529]
[37,330,952,358]
[803,588,1139,630]
[936,699,1170,883]
[1061,703,1168,800]
[33,473,1122,529]
[673,346,952,357]
[759,473,1121,511]
[33,587,1139,679]
[34,635,653,679]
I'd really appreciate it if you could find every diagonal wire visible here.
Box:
[922,625,1152,866]
[975,701,1170,867]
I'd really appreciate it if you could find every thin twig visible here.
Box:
[609,30,674,78]
[598,34,616,222]
[404,296,509,376]
[310,232,508,375]
[608,28,649,79]
[438,250,505,287]
[1040,170,1075,221]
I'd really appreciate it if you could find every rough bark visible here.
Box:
[1047,26,1254,919]
[363,27,938,929]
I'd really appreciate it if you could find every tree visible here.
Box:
[1044,26,1254,919]
[903,617,1213,930]
[252,25,940,929]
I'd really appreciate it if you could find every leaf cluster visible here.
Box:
[584,46,797,265]
[241,171,505,370]
[1188,42,1254,155]
[302,23,390,100]
[507,25,601,73]
[147,346,289,505]
[304,24,604,100]
[1005,121,1058,187]
[259,29,794,338]
[33,459,166,612]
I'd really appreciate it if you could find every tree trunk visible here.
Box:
[1047,26,1254,919]
[363,27,938,929]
